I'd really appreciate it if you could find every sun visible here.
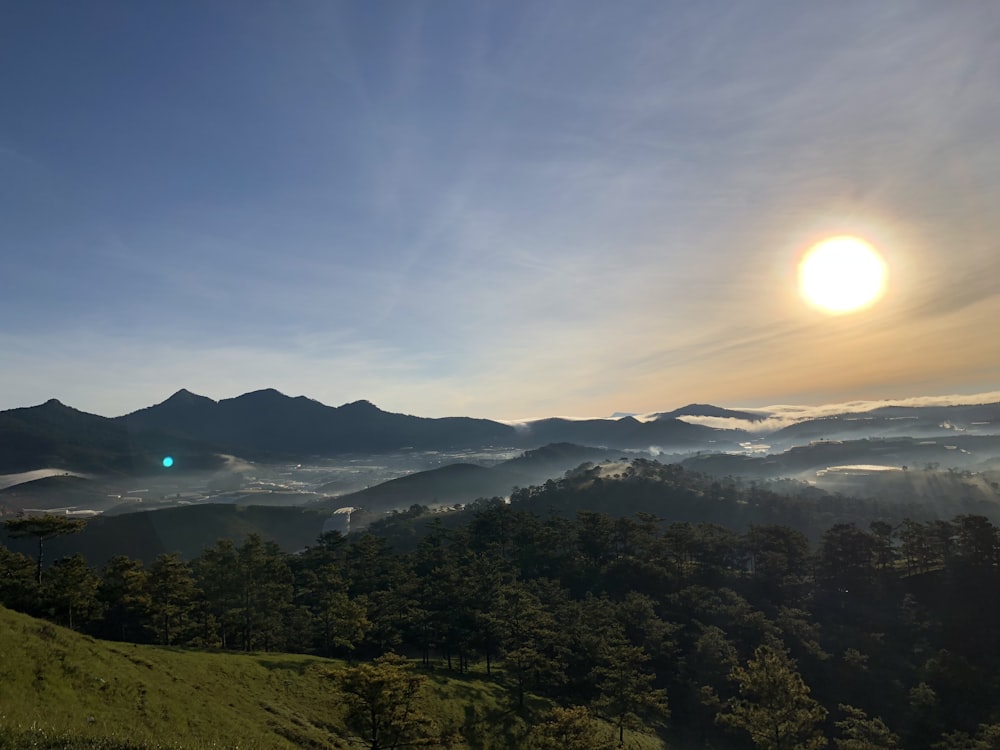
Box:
[798,236,888,314]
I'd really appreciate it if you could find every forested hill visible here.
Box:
[9,459,1000,747]
[366,458,1000,551]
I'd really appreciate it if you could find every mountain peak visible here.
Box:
[658,403,765,422]
[340,399,380,412]
[231,388,293,404]
[164,388,214,404]
[245,388,286,397]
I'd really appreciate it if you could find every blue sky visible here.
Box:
[2,1,999,419]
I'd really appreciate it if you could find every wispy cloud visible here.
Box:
[2,2,999,419]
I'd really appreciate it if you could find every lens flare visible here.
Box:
[162,456,174,468]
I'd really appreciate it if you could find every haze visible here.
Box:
[2,2,998,419]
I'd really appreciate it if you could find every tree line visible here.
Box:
[5,462,1000,747]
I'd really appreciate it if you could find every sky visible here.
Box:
[2,1,999,420]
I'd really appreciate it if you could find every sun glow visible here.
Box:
[798,236,888,314]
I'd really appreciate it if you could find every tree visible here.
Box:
[745,525,812,606]
[494,582,564,708]
[98,556,151,642]
[716,645,827,750]
[292,531,369,655]
[192,539,241,648]
[933,723,1000,750]
[236,534,293,651]
[4,515,86,583]
[338,653,441,750]
[527,706,615,750]
[591,629,669,747]
[147,553,197,645]
[41,554,100,629]
[833,704,899,749]
[0,544,37,611]
[816,524,877,595]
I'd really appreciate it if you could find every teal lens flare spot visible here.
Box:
[162,456,174,468]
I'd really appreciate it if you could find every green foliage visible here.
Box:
[0,544,37,610]
[337,652,442,749]
[41,554,101,630]
[97,556,152,642]
[526,706,615,750]
[717,645,827,750]
[934,723,1000,750]
[591,632,669,746]
[146,554,196,645]
[833,704,899,749]
[5,514,86,583]
[11,461,1000,748]
[0,604,539,750]
[0,603,342,748]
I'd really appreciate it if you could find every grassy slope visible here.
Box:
[1,604,340,748]
[0,606,666,750]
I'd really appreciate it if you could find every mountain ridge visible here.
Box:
[3,389,1000,475]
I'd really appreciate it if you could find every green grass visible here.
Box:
[0,606,666,749]
[0,606,345,749]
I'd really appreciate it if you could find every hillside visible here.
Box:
[0,504,334,566]
[0,603,341,748]
[0,605,664,750]
[316,443,628,512]
[0,399,227,475]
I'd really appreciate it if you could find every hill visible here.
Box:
[0,605,664,750]
[682,434,1000,479]
[0,399,227,475]
[767,401,1000,448]
[514,414,745,451]
[0,607,482,749]
[654,403,766,422]
[316,443,633,512]
[0,504,334,567]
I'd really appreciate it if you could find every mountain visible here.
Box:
[121,389,747,456]
[0,399,226,474]
[515,415,746,451]
[121,388,518,455]
[767,402,1000,448]
[655,403,766,422]
[9,389,1000,476]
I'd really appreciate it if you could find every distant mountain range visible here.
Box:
[0,398,228,474]
[121,388,743,455]
[1,387,999,475]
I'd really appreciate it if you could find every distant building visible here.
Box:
[323,506,356,535]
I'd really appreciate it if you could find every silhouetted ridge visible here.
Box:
[0,398,224,474]
[163,388,216,405]
[657,403,765,422]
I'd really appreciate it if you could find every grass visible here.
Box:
[0,605,666,749]
[0,606,344,749]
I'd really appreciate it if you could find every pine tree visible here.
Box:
[147,553,198,645]
[591,628,669,747]
[717,645,827,750]
[5,515,86,583]
[338,653,441,750]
